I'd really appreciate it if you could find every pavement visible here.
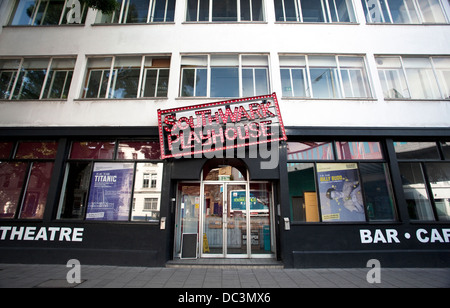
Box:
[0,263,449,288]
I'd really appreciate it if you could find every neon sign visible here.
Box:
[158,93,287,159]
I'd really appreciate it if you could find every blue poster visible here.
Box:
[317,163,365,222]
[230,190,269,212]
[86,163,134,221]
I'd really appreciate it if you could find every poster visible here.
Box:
[86,162,134,221]
[317,163,365,222]
[230,190,269,212]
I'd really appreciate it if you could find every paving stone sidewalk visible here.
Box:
[0,264,448,288]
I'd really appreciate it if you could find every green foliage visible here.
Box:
[79,0,119,14]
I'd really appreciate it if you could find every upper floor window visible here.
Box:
[362,0,447,24]
[376,56,450,99]
[186,0,264,22]
[274,0,357,22]
[95,0,175,23]
[82,55,170,99]
[180,54,270,98]
[280,55,372,99]
[10,0,88,26]
[0,57,75,100]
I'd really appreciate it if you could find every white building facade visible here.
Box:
[0,0,449,267]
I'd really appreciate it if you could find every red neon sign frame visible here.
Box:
[157,93,287,159]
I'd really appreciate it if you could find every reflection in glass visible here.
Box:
[360,163,396,221]
[212,0,237,21]
[0,142,14,159]
[70,141,116,160]
[394,142,440,160]
[310,68,342,98]
[399,162,435,221]
[0,162,28,219]
[13,58,49,100]
[15,141,58,159]
[20,162,54,219]
[117,141,161,160]
[203,184,223,254]
[211,67,239,97]
[132,163,164,222]
[287,142,334,160]
[110,57,141,98]
[227,184,247,255]
[424,163,450,221]
[58,162,92,219]
[250,182,273,254]
[336,142,383,160]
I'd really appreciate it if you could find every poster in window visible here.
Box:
[86,163,134,221]
[317,163,365,222]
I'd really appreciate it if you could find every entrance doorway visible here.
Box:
[174,162,276,259]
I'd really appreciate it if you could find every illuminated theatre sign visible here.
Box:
[158,93,287,159]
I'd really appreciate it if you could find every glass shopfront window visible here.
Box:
[287,141,397,223]
[0,141,57,220]
[58,140,163,222]
[395,141,450,221]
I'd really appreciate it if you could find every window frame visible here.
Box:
[95,0,176,24]
[82,55,171,99]
[180,54,271,98]
[279,54,373,99]
[376,56,450,100]
[0,57,76,101]
[274,0,357,23]
[57,139,164,223]
[362,0,448,24]
[394,141,450,222]
[0,140,58,220]
[10,0,88,26]
[287,140,398,223]
[186,0,265,22]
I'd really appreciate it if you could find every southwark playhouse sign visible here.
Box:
[158,93,287,159]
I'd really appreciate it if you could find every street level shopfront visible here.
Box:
[0,123,449,267]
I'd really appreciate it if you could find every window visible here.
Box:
[395,141,450,221]
[0,58,75,100]
[274,0,357,22]
[280,55,372,99]
[0,141,58,220]
[10,0,88,25]
[362,0,447,24]
[95,0,175,23]
[287,141,397,223]
[180,54,270,98]
[58,140,163,222]
[186,0,264,22]
[82,56,170,99]
[376,56,450,99]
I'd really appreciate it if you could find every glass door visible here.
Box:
[174,183,200,258]
[203,184,224,256]
[226,183,248,257]
[250,182,274,255]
